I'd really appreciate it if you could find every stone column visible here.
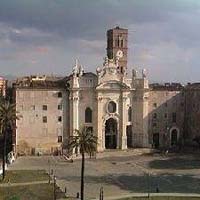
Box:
[97,96,104,152]
[121,93,127,149]
[73,92,79,131]
[69,91,79,135]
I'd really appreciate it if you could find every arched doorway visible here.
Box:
[171,129,178,146]
[105,118,117,149]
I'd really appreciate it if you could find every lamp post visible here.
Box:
[48,159,50,184]
[54,176,56,200]
[147,172,150,199]
[99,187,104,200]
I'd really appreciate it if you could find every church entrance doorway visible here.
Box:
[105,118,117,149]
[153,133,159,149]
[126,125,132,148]
[171,129,178,146]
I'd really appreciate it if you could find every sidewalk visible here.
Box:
[0,180,48,187]
[57,148,157,162]
[92,193,200,200]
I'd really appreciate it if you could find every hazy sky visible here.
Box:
[0,0,200,82]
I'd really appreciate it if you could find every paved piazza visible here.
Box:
[8,150,200,199]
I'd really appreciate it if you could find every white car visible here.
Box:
[0,163,7,175]
[7,151,15,164]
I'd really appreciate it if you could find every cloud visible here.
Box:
[36,47,50,54]
[0,0,200,82]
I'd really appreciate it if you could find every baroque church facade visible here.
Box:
[69,27,149,151]
[14,27,184,155]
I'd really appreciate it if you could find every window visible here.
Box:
[120,67,123,73]
[58,104,62,110]
[118,39,120,47]
[165,103,168,107]
[43,105,47,110]
[120,39,124,47]
[58,116,62,122]
[43,116,47,123]
[153,103,157,108]
[164,113,168,119]
[58,92,62,98]
[153,113,157,119]
[85,107,92,123]
[171,129,178,146]
[172,112,176,123]
[58,136,62,143]
[115,39,119,47]
[108,101,116,113]
[128,107,132,122]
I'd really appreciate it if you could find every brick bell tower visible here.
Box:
[107,26,128,73]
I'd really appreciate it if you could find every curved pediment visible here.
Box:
[96,80,130,90]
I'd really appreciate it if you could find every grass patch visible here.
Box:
[0,183,66,200]
[122,197,200,200]
[0,170,49,183]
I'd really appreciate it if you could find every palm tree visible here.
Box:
[0,100,19,180]
[68,127,98,200]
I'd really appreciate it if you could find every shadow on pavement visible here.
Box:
[59,173,200,194]
[148,156,200,170]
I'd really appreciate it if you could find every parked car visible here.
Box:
[7,151,15,164]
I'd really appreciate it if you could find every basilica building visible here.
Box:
[14,27,185,155]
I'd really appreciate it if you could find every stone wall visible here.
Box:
[148,88,184,148]
[16,88,68,155]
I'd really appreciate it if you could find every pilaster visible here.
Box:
[121,93,128,149]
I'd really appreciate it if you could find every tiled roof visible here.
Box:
[14,76,68,89]
[150,83,183,91]
[185,83,200,90]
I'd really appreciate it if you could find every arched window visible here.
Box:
[108,101,116,113]
[128,107,132,122]
[58,92,62,98]
[120,39,124,47]
[153,113,157,119]
[85,107,92,123]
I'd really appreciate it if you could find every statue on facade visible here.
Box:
[72,59,84,77]
[103,56,109,66]
[132,69,137,79]
[79,64,84,76]
[72,59,79,77]
[142,68,147,78]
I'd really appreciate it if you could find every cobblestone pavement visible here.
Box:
[8,150,200,199]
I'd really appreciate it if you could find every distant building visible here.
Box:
[14,75,68,155]
[148,83,184,148]
[0,76,7,97]
[13,27,198,155]
[184,83,200,145]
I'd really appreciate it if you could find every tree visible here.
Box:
[0,100,19,180]
[68,127,98,200]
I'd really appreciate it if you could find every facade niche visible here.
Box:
[108,101,116,113]
[128,107,132,122]
[85,107,92,123]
